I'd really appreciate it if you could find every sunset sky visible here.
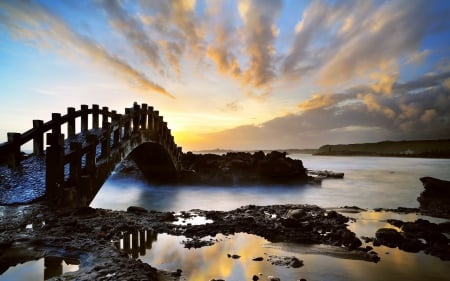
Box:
[1,0,449,151]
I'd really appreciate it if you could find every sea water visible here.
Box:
[2,155,449,280]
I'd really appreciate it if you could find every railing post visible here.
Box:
[132,103,140,133]
[147,106,154,131]
[67,107,76,138]
[162,122,168,148]
[92,104,99,129]
[52,113,61,135]
[46,132,65,204]
[69,141,82,186]
[102,107,109,127]
[111,111,120,147]
[124,108,131,139]
[81,104,89,132]
[6,133,21,168]
[32,120,44,156]
[85,134,98,173]
[101,123,111,159]
[153,111,160,133]
[140,103,148,130]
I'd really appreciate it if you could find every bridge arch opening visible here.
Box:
[126,142,179,183]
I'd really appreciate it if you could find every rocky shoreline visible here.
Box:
[1,201,449,280]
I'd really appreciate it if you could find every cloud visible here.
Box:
[238,0,282,89]
[97,0,163,72]
[370,69,399,96]
[204,1,242,79]
[298,93,340,111]
[444,78,450,89]
[407,49,430,65]
[138,0,204,58]
[420,109,437,123]
[0,0,174,98]
[202,71,450,149]
[279,0,443,91]
[319,0,432,86]
[225,101,243,112]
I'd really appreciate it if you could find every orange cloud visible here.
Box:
[298,94,337,111]
[359,93,396,119]
[370,70,398,96]
[238,0,282,89]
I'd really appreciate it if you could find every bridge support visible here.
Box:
[45,133,65,204]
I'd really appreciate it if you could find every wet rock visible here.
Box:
[387,219,404,228]
[418,177,450,218]
[180,151,311,185]
[285,209,307,220]
[399,239,424,253]
[267,254,304,268]
[374,218,450,260]
[126,206,148,214]
[171,269,182,276]
[375,228,404,248]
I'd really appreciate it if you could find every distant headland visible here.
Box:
[314,139,450,158]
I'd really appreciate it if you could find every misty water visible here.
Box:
[90,154,450,281]
[2,155,450,280]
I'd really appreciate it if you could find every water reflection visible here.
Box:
[114,230,158,259]
[0,257,79,281]
[113,213,450,281]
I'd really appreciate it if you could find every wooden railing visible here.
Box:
[0,102,182,206]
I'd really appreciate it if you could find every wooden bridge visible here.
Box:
[0,102,182,207]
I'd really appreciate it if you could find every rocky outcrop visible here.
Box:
[181,151,312,185]
[372,218,450,260]
[418,177,450,218]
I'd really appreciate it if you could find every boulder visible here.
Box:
[375,228,404,248]
[127,206,148,214]
[420,177,450,193]
[418,177,450,218]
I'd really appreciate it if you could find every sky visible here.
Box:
[0,0,449,151]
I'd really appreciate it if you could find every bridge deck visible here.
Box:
[0,102,182,207]
[0,129,104,205]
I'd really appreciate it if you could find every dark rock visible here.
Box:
[180,151,311,185]
[252,257,264,261]
[420,177,450,193]
[252,274,259,281]
[267,254,304,268]
[126,206,148,214]
[399,239,424,253]
[387,219,404,228]
[418,177,450,218]
[375,228,404,248]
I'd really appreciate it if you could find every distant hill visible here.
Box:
[193,148,317,155]
[315,139,450,158]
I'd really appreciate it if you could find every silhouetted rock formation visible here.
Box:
[373,218,450,260]
[181,151,311,185]
[418,177,450,217]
